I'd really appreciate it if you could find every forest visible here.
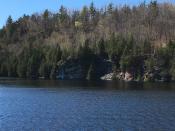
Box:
[0,1,175,82]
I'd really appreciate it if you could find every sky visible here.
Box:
[0,0,174,28]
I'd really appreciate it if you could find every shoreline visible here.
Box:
[0,77,174,83]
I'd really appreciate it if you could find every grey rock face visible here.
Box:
[56,58,112,80]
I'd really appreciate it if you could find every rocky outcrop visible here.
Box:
[56,57,112,80]
[144,72,155,82]
[56,58,172,82]
[124,72,134,81]
[101,71,134,82]
[101,73,114,81]
[56,59,84,80]
[144,70,171,82]
[56,58,171,82]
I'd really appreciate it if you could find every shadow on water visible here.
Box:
[0,78,175,91]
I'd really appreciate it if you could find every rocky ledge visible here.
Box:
[55,58,172,82]
[101,72,134,82]
[101,70,172,82]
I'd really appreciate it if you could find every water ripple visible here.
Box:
[0,87,175,131]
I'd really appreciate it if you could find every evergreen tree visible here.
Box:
[81,6,89,31]
[6,16,14,42]
[26,48,43,79]
[59,5,68,24]
[43,9,49,20]
[107,3,113,14]
[89,2,96,19]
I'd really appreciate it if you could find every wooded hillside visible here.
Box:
[0,1,175,81]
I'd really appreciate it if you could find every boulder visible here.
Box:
[124,72,134,82]
[101,73,114,81]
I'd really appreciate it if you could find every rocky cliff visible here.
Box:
[56,57,112,80]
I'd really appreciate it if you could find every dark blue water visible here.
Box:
[0,80,175,131]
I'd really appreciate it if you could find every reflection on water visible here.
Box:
[1,79,175,90]
[0,80,175,130]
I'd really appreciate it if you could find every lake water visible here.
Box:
[0,80,175,131]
